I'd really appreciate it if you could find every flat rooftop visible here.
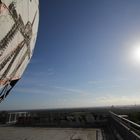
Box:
[0,127,102,140]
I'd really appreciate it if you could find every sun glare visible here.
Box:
[131,44,140,64]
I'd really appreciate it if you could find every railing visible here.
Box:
[110,111,140,140]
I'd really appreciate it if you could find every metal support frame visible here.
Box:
[0,79,18,102]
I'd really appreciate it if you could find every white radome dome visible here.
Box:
[0,0,39,101]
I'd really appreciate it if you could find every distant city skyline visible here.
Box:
[1,0,140,110]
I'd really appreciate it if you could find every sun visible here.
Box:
[131,44,140,64]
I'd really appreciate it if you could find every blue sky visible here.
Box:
[1,0,140,110]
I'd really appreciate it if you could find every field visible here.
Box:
[0,127,102,140]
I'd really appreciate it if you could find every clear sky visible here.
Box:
[1,0,140,110]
